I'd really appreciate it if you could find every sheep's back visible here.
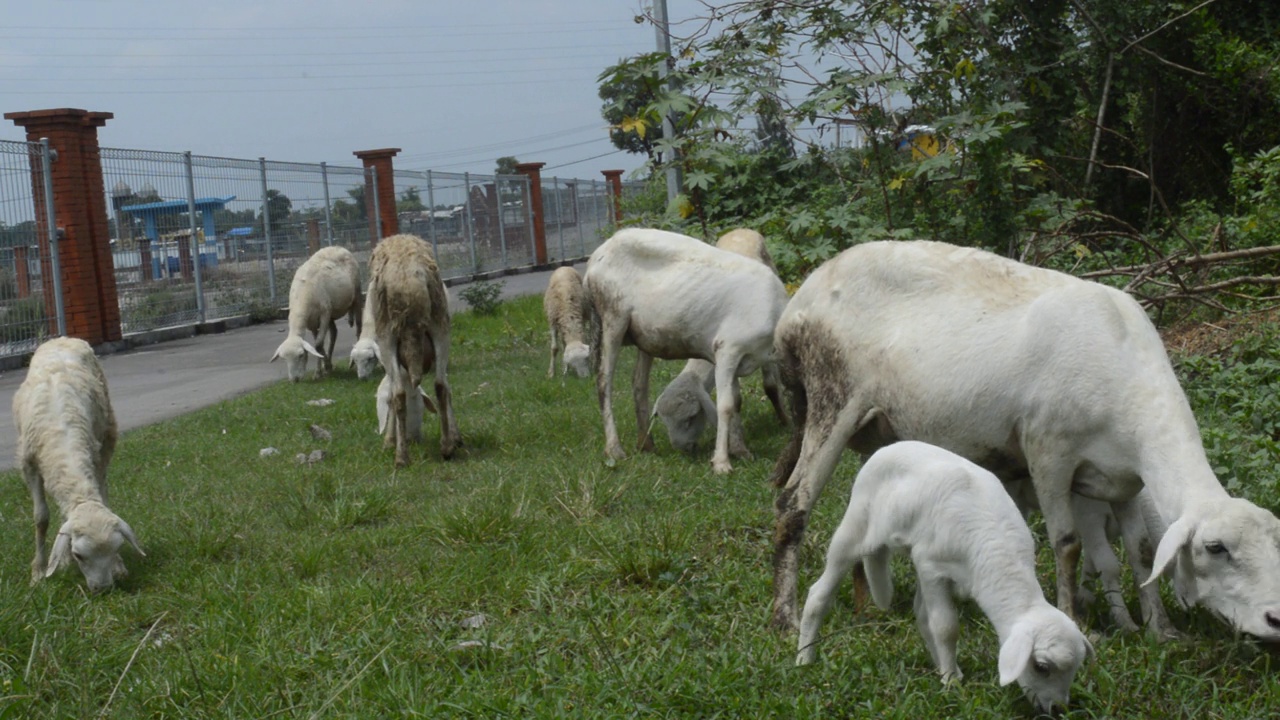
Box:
[544,267,587,342]
[369,234,446,340]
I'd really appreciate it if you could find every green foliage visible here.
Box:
[0,295,47,344]
[396,186,425,213]
[125,285,200,331]
[458,280,505,315]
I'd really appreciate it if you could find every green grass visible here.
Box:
[1,295,1279,718]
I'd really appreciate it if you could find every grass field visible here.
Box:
[1,294,1277,718]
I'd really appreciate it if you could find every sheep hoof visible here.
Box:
[769,605,799,634]
[940,669,963,686]
[712,458,733,475]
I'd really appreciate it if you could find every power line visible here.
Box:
[425,137,612,171]
[395,124,606,164]
[0,43,639,59]
[544,149,626,171]
[1,76,600,95]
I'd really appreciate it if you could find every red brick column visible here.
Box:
[602,169,624,224]
[14,246,31,298]
[353,148,400,246]
[515,161,548,264]
[5,108,122,344]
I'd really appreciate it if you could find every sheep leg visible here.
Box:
[325,318,339,374]
[313,311,332,377]
[548,326,560,379]
[1113,498,1180,640]
[796,494,874,665]
[1029,457,1083,624]
[24,461,48,584]
[710,349,745,474]
[727,375,751,460]
[430,328,460,459]
[1075,496,1140,632]
[97,419,117,504]
[772,399,870,631]
[761,361,788,426]
[632,350,655,453]
[595,315,628,463]
[915,576,963,684]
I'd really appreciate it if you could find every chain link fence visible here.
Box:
[0,137,636,355]
[0,139,62,358]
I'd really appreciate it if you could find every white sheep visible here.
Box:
[376,363,435,444]
[583,228,789,473]
[653,228,787,453]
[770,239,1280,641]
[270,245,362,381]
[796,441,1092,715]
[349,288,379,380]
[368,233,460,467]
[13,337,144,591]
[544,266,591,378]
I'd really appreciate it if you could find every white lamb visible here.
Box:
[13,337,144,591]
[544,266,591,378]
[375,365,435,444]
[349,288,379,379]
[770,240,1280,642]
[271,245,363,382]
[368,233,460,467]
[796,441,1091,715]
[653,228,787,453]
[583,228,789,473]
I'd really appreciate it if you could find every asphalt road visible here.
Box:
[0,263,579,472]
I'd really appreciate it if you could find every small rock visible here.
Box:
[449,640,506,653]
[259,447,280,457]
[309,424,332,441]
[307,449,326,464]
[460,613,488,629]
[295,453,309,464]
[306,398,335,407]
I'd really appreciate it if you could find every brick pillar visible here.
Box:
[307,218,321,255]
[5,108,122,344]
[515,161,547,264]
[353,148,400,246]
[177,235,193,280]
[14,246,31,298]
[602,169,624,224]
[139,238,153,282]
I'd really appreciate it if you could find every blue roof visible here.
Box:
[120,195,237,215]
[226,227,253,236]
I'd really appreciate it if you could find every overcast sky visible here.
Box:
[1,1,708,181]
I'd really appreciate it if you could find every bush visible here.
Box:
[458,280,505,315]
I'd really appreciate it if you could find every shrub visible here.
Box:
[458,280,505,315]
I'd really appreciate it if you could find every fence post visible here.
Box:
[352,147,400,246]
[514,162,547,265]
[425,170,438,259]
[523,177,536,265]
[320,161,335,246]
[183,151,206,322]
[567,181,585,257]
[39,138,66,337]
[602,169,624,226]
[259,157,277,305]
[552,176,566,262]
[463,172,478,274]
[496,177,508,269]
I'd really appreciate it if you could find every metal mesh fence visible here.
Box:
[101,149,378,335]
[1,137,631,348]
[0,139,60,358]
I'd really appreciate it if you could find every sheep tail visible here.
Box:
[584,289,602,377]
[768,340,806,488]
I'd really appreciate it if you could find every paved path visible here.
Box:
[0,263,579,471]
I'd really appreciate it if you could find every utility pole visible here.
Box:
[653,0,683,206]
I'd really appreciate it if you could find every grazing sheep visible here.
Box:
[770,240,1280,641]
[654,228,786,453]
[13,337,144,591]
[348,289,380,380]
[271,245,363,381]
[368,233,460,467]
[797,442,1091,715]
[583,228,789,473]
[544,266,591,378]
[376,373,435,445]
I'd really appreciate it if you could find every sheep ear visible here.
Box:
[420,387,438,415]
[1083,633,1096,661]
[376,394,389,435]
[301,340,324,359]
[1145,516,1193,586]
[118,520,145,557]
[698,390,718,430]
[997,623,1034,686]
[47,525,74,576]
[269,345,283,363]
[372,343,383,364]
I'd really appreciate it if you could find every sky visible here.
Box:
[0,1,710,182]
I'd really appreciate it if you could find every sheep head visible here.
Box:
[47,502,144,592]
[1145,497,1280,641]
[998,607,1092,715]
[562,341,590,378]
[270,336,323,382]
[350,338,380,380]
[654,373,717,454]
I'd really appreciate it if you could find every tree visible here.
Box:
[397,186,425,213]
[260,189,292,229]
[598,53,671,162]
[495,156,519,176]
[343,185,368,221]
